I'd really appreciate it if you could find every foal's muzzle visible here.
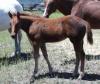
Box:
[11,33,16,39]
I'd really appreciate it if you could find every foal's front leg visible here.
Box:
[30,42,40,83]
[40,43,53,73]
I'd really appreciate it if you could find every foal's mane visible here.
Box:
[20,12,41,18]
[19,12,45,21]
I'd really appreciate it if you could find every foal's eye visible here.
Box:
[9,23,11,26]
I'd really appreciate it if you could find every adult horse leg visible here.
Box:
[14,30,22,56]
[40,43,53,73]
[8,28,22,56]
[70,38,85,79]
[32,42,40,77]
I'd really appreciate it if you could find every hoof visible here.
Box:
[11,51,21,56]
[30,77,35,84]
[10,52,15,56]
[77,72,84,80]
[30,73,38,84]
[33,71,39,78]
[49,67,53,74]
[15,51,21,56]
[34,73,39,78]
[72,72,78,77]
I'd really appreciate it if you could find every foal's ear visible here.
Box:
[8,12,12,18]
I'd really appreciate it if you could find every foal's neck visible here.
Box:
[19,15,44,33]
[20,16,33,32]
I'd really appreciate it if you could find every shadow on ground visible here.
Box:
[61,54,100,66]
[31,71,100,83]
[31,54,100,83]
[0,52,32,66]
[86,54,100,61]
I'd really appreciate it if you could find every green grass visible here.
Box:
[28,10,64,18]
[0,31,31,57]
[49,11,64,18]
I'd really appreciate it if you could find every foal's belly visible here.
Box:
[42,35,67,42]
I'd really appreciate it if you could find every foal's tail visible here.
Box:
[84,21,93,45]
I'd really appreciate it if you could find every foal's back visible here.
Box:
[26,15,88,42]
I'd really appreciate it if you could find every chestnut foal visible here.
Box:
[8,12,93,80]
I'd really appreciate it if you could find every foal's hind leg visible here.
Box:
[40,43,53,73]
[70,39,85,79]
[32,42,40,77]
[78,42,85,80]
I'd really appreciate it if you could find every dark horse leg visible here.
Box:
[8,28,22,56]
[28,39,40,76]
[30,41,40,83]
[14,30,22,55]
[32,42,40,77]
[40,43,53,73]
[70,38,85,79]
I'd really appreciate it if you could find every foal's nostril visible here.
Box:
[11,33,16,39]
[11,35,15,39]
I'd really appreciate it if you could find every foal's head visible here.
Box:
[8,12,20,38]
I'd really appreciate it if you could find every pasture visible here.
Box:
[0,11,100,84]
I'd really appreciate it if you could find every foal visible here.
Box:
[8,12,93,80]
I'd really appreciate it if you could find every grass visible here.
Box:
[28,10,64,18]
[49,11,64,18]
[0,11,100,84]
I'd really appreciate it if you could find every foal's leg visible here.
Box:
[70,39,80,76]
[78,43,85,80]
[32,43,40,77]
[70,39,85,79]
[74,40,85,79]
[40,43,53,73]
[30,41,40,83]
